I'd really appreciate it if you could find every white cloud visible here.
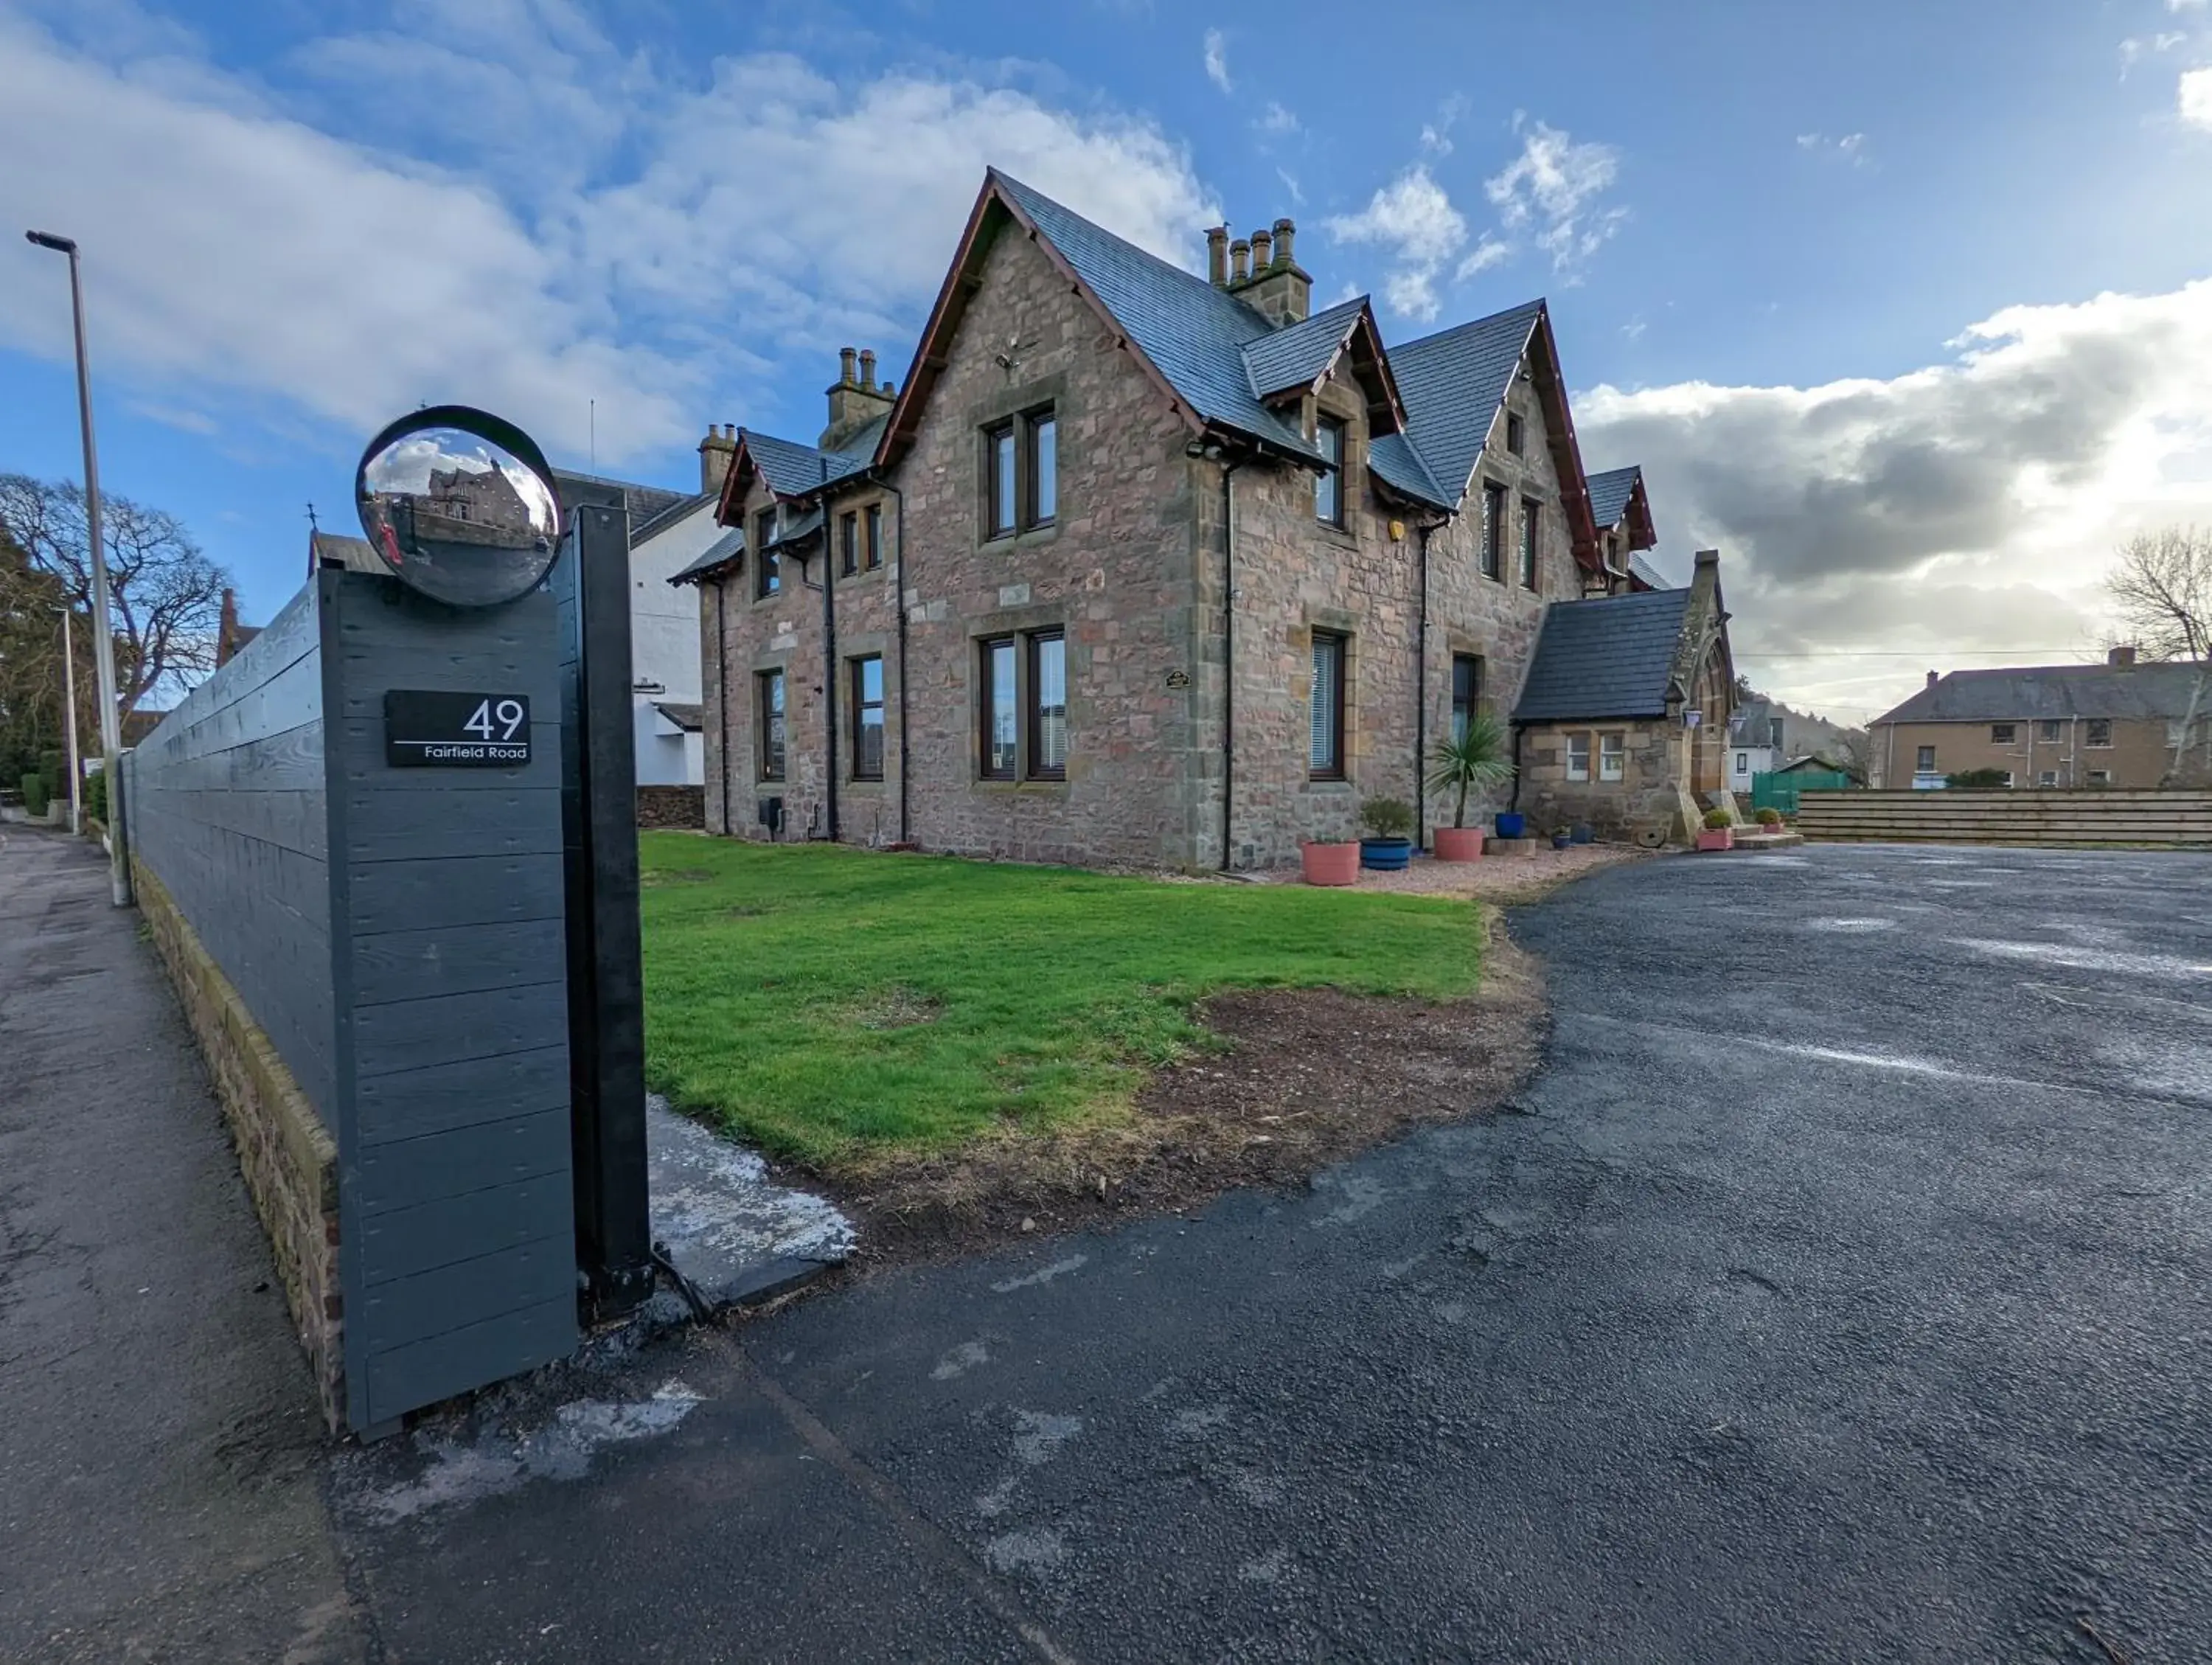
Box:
[1276,167,1304,206]
[1798,131,1871,165]
[1576,279,2212,720]
[2183,65,2212,129]
[1203,27,1231,93]
[1484,117,1627,271]
[0,10,1217,465]
[2119,31,2187,74]
[1256,100,1298,136]
[1325,165,1467,321]
[1419,93,1467,157]
[1454,236,1512,279]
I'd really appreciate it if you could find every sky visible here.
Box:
[4,0,2211,725]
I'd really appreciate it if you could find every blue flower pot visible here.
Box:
[1571,823,1593,844]
[1359,837,1413,872]
[1494,813,1526,840]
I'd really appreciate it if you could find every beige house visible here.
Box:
[1869,650,2211,789]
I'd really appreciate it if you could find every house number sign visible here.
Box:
[384,689,532,767]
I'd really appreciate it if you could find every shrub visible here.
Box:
[84,767,106,824]
[1754,806,1784,826]
[1359,797,1415,840]
[1703,806,1734,830]
[21,772,49,818]
[1945,768,2012,790]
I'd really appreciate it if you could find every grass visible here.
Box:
[639,836,1484,1169]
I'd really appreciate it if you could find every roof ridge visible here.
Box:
[1394,296,1547,355]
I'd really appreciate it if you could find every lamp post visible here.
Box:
[52,604,81,836]
[25,229,130,904]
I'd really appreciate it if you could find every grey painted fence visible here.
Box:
[126,568,577,1433]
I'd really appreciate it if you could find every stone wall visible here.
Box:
[1517,719,1698,843]
[636,784,706,830]
[133,861,344,1431]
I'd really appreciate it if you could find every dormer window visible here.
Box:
[1315,417,1345,526]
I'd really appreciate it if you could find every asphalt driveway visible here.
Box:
[35,839,2177,1662]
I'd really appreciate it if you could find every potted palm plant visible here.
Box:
[1427,714,1515,861]
[1358,797,1416,871]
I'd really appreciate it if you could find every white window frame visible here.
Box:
[1599,732,1625,782]
[1565,732,1590,782]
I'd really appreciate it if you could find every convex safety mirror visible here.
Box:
[355,405,563,608]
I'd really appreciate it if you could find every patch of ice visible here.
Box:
[931,1341,991,1381]
[1952,939,2212,978]
[984,1529,1067,1574]
[1802,917,1896,933]
[991,1254,1088,1293]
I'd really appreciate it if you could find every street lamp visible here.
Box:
[51,604,81,836]
[26,229,131,905]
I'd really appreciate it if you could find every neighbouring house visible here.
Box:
[1727,697,1860,791]
[1868,647,2212,789]
[677,169,1732,867]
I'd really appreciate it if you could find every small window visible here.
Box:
[1310,630,1346,779]
[2038,719,2062,743]
[754,508,780,599]
[2086,718,2112,747]
[756,670,785,781]
[1029,412,1057,526]
[839,510,859,577]
[1990,723,2016,744]
[1599,732,1625,782]
[1506,411,1525,456]
[1315,417,1345,526]
[1450,654,1481,743]
[864,504,883,570]
[850,656,884,780]
[1029,631,1068,779]
[984,409,1055,538]
[2087,768,2112,785]
[1769,717,1785,749]
[1916,745,1936,772]
[1736,751,1750,775]
[1566,732,1591,782]
[2037,770,2057,787]
[981,637,1018,778]
[1520,500,1539,590]
[1481,482,1506,580]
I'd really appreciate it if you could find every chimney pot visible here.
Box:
[1206,226,1229,286]
[838,346,858,386]
[1926,670,1939,689]
[1249,227,1273,271]
[1273,217,1295,267]
[881,379,895,397]
[858,349,877,391]
[1229,238,1251,283]
[2108,644,2137,668]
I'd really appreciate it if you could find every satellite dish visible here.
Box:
[355,405,563,607]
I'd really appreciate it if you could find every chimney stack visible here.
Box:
[1249,226,1273,271]
[822,347,897,451]
[699,422,739,496]
[2108,644,2138,668]
[1229,215,1311,324]
[1206,226,1229,287]
[1229,237,1251,284]
[1926,670,1940,689]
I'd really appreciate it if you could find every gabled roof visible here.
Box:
[1585,466,1641,532]
[668,526,745,586]
[1390,300,1543,507]
[1627,552,1669,591]
[1239,295,1403,437]
[1366,433,1451,509]
[714,420,883,526]
[1873,662,2206,727]
[1514,588,1696,722]
[309,529,380,575]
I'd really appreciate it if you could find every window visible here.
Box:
[1450,654,1481,743]
[1566,733,1590,782]
[2088,769,2112,786]
[1769,717,1786,749]
[1599,732,1625,782]
[2038,719,2062,743]
[1506,411,1525,456]
[2086,718,2112,747]
[1029,631,1067,779]
[1736,751,1750,776]
[1520,500,1539,590]
[1310,630,1346,779]
[753,507,779,599]
[984,407,1056,538]
[978,629,1066,781]
[756,670,785,781]
[1916,745,1936,773]
[1990,723,2016,744]
[849,656,884,780]
[1315,417,1345,526]
[864,504,883,570]
[1481,482,1506,580]
[839,510,859,577]
[2037,771,2057,787]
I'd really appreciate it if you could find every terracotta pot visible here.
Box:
[1696,828,1734,852]
[1433,825,1484,862]
[1301,840,1360,886]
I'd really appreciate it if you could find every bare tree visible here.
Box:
[2107,526,2211,782]
[0,474,232,717]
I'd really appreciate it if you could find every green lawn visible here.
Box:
[639,837,1485,1169]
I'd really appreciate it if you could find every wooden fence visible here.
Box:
[1797,789,2212,848]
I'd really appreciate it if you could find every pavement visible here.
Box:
[0,828,362,1664]
[10,833,2212,1661]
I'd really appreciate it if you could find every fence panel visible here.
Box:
[1750,771,1854,816]
[1797,788,2212,847]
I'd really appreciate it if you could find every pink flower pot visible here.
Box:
[1696,828,1734,852]
[1301,840,1360,886]
[1433,826,1485,862]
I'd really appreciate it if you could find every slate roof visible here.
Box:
[1514,588,1695,721]
[1366,433,1450,507]
[630,490,714,546]
[309,530,381,574]
[668,526,745,585]
[1585,465,1642,530]
[1388,300,1545,509]
[1240,294,1371,397]
[1627,553,1670,590]
[552,468,691,534]
[1873,663,2205,726]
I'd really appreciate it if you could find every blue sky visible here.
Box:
[4,0,2211,720]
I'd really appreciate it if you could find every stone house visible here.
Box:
[1868,650,2211,789]
[677,170,1731,867]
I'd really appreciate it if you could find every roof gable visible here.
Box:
[715,422,880,525]
[1390,301,1543,506]
[1514,588,1696,722]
